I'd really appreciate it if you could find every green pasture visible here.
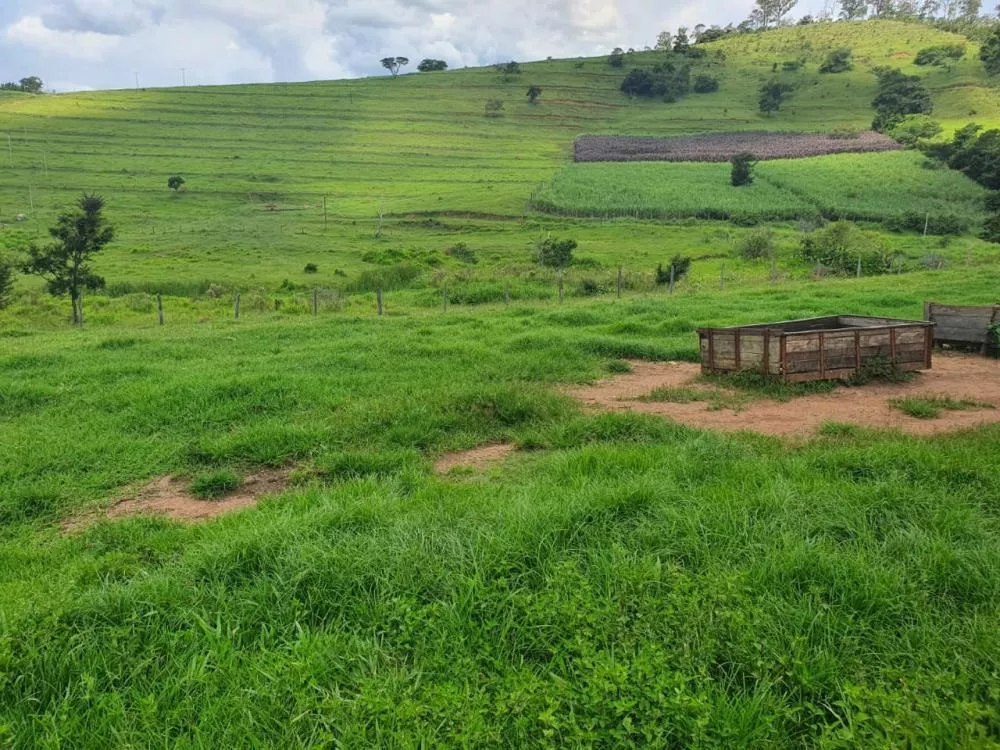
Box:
[534,151,987,223]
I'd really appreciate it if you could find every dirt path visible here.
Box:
[65,470,291,531]
[570,354,1000,437]
[434,444,515,474]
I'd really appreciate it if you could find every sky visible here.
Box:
[1,0,837,92]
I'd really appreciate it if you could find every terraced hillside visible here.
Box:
[0,21,998,295]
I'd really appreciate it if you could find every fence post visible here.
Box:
[669,264,675,295]
[617,267,623,298]
[558,270,564,303]
[157,294,164,325]
[856,257,862,278]
[377,287,383,316]
[312,288,318,316]
[442,283,448,312]
[234,293,240,320]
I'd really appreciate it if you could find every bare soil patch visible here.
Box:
[570,354,1000,437]
[574,132,901,163]
[435,444,515,474]
[66,469,291,530]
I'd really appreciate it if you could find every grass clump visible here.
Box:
[189,470,241,499]
[890,394,995,419]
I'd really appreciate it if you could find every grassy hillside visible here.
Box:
[0,20,998,295]
[3,19,1000,746]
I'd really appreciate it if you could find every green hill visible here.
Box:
[4,20,1000,746]
[0,20,997,295]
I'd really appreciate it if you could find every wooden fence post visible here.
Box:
[157,294,164,325]
[377,287,383,316]
[856,257,862,278]
[669,264,675,295]
[443,283,448,312]
[234,293,240,320]
[616,267,622,298]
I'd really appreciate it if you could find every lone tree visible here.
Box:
[731,153,757,186]
[759,79,790,115]
[417,59,448,72]
[608,47,625,67]
[537,237,577,268]
[380,57,409,78]
[526,85,542,104]
[21,194,114,326]
[871,67,932,131]
[167,175,185,191]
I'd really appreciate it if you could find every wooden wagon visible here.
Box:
[924,302,1000,356]
[698,315,934,383]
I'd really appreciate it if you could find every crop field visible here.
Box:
[3,18,1000,747]
[534,151,988,223]
[574,132,901,162]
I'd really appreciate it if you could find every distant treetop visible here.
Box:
[417,59,448,72]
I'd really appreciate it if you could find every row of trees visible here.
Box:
[380,58,449,77]
[1,76,43,93]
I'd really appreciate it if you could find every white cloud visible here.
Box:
[0,0,836,90]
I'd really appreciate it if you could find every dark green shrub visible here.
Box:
[536,237,577,269]
[915,44,965,66]
[730,153,756,186]
[982,26,1000,75]
[347,262,424,292]
[981,212,1000,243]
[189,470,240,500]
[655,256,691,285]
[759,79,791,114]
[819,48,853,74]
[303,263,318,274]
[692,74,720,93]
[608,48,625,67]
[576,278,604,296]
[883,212,965,236]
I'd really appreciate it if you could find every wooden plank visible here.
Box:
[819,332,826,379]
[854,330,861,376]
[735,330,741,370]
[763,330,770,375]
[785,368,859,383]
[780,335,787,379]
[927,304,1000,316]
[890,328,897,364]
[708,331,715,372]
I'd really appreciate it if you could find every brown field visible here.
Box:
[574,131,901,162]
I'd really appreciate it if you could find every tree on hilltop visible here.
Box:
[417,59,448,72]
[21,194,114,326]
[380,57,409,78]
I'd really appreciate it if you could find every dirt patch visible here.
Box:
[574,131,901,163]
[434,444,515,474]
[66,469,291,530]
[570,354,1000,437]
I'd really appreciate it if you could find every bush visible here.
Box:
[800,222,895,275]
[819,48,853,74]
[926,123,1000,190]
[620,57,691,102]
[655,256,691,285]
[737,229,775,260]
[981,212,1000,243]
[781,60,802,72]
[189,470,240,500]
[608,48,625,67]
[167,175,185,191]
[888,115,942,147]
[445,242,478,264]
[303,263,318,274]
[536,237,577,269]
[692,74,719,93]
[576,278,604,296]
[982,26,1000,75]
[759,79,791,114]
[730,152,756,186]
[347,262,424,292]
[915,44,965,66]
[484,99,504,118]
